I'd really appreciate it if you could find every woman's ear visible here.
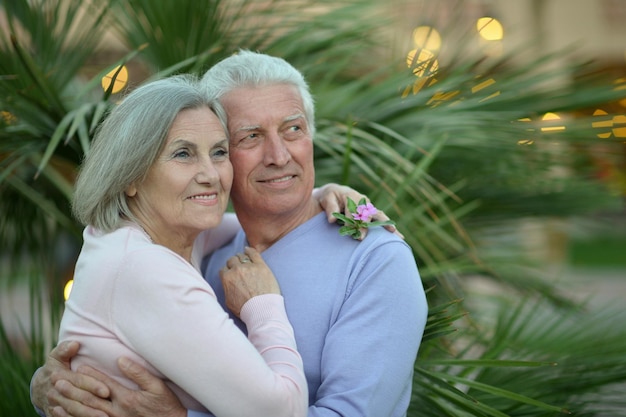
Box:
[125,184,137,197]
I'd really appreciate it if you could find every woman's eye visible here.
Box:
[212,147,229,158]
[173,149,190,159]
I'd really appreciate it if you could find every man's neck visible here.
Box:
[236,198,322,252]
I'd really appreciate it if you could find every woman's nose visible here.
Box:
[195,158,219,184]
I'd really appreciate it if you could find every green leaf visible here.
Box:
[346,196,358,213]
[425,369,570,414]
[332,212,355,225]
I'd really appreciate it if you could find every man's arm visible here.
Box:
[62,358,187,417]
[31,342,187,417]
[310,240,427,416]
[31,341,110,417]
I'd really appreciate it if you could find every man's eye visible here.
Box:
[234,133,260,147]
[245,133,259,140]
[284,125,305,139]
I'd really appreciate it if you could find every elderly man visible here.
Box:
[32,50,427,417]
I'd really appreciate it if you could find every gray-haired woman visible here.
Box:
[39,74,308,417]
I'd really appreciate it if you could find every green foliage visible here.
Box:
[411,296,626,416]
[1,267,64,417]
[1,0,625,415]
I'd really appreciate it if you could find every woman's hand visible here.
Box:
[312,183,403,240]
[220,246,281,317]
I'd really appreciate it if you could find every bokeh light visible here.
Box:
[101,65,129,94]
[412,26,442,51]
[64,279,73,301]
[613,114,626,138]
[541,112,566,132]
[477,17,504,41]
[406,49,439,77]
[592,109,613,138]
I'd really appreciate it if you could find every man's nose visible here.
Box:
[263,133,291,166]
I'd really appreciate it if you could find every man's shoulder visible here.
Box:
[354,226,411,253]
[202,230,246,270]
[279,215,412,264]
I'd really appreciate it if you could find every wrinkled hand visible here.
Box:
[55,358,185,417]
[313,183,403,240]
[220,246,281,317]
[31,341,110,417]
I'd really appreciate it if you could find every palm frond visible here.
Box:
[1,1,625,416]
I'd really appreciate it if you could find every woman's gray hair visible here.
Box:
[200,49,316,137]
[72,74,224,232]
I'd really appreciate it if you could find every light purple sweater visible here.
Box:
[197,212,428,417]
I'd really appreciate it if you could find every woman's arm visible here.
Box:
[113,249,307,417]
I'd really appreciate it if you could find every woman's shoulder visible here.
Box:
[84,223,182,265]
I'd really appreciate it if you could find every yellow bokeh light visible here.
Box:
[1,110,17,125]
[471,78,496,93]
[541,112,566,132]
[403,76,438,97]
[427,90,461,107]
[406,49,439,77]
[101,65,129,94]
[412,26,442,51]
[471,78,501,101]
[592,109,613,138]
[517,118,535,143]
[64,279,74,301]
[477,17,504,41]
[613,114,626,138]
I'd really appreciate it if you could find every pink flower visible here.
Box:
[352,202,378,222]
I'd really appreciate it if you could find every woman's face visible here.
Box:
[126,106,232,250]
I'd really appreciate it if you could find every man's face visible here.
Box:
[221,84,315,219]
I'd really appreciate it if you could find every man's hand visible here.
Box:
[33,342,185,417]
[61,357,186,417]
[313,183,403,240]
[31,341,110,417]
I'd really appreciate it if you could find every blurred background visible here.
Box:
[1,0,625,415]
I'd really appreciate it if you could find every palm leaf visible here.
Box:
[1,1,625,416]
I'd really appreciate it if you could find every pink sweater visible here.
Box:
[58,223,307,417]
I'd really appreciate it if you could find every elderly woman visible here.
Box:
[48,74,338,417]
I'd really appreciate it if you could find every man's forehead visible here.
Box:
[222,85,305,128]
[223,84,301,107]
[230,113,305,132]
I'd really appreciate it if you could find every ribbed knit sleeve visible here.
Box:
[108,240,307,416]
